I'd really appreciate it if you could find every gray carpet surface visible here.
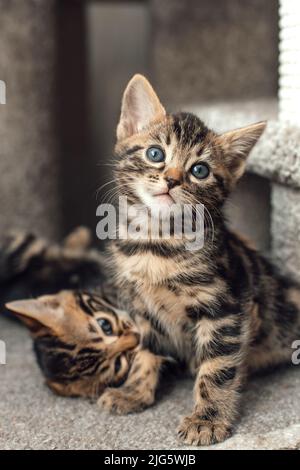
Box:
[0,315,299,450]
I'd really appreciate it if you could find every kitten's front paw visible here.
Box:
[177,414,231,446]
[98,388,152,415]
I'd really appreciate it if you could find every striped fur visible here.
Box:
[104,75,300,445]
[0,226,104,312]
[7,290,140,398]
[4,75,300,446]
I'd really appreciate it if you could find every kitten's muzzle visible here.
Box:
[165,176,181,189]
[164,168,183,189]
[112,331,140,355]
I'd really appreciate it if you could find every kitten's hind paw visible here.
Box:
[98,388,153,415]
[177,414,232,446]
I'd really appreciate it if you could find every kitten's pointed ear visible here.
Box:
[219,121,267,182]
[5,296,64,333]
[117,74,166,141]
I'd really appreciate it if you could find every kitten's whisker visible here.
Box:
[96,179,116,201]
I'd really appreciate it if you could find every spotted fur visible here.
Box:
[6,290,140,398]
[105,75,300,446]
[5,75,300,447]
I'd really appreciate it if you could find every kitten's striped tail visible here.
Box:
[0,226,97,282]
[0,227,106,312]
[0,231,47,282]
[288,284,300,327]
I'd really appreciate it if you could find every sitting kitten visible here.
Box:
[100,74,300,445]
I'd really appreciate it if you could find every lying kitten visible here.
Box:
[2,228,168,408]
[101,74,300,445]
[2,230,150,400]
[6,290,142,399]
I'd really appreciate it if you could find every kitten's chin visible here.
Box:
[151,194,176,219]
[153,194,174,207]
[137,188,176,218]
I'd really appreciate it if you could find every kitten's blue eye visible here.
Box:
[97,318,113,335]
[191,163,210,179]
[146,146,165,163]
[115,356,121,373]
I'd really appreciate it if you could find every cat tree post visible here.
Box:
[270,0,300,283]
[0,0,62,240]
[278,0,300,125]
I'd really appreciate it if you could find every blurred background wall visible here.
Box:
[0,0,151,239]
[152,0,278,106]
[0,0,61,239]
[86,1,150,235]
[0,0,283,257]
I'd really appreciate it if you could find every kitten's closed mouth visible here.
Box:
[153,192,175,206]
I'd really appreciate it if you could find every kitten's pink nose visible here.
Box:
[164,168,183,189]
[120,331,140,351]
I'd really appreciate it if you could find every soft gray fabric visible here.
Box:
[271,184,300,282]
[0,316,299,450]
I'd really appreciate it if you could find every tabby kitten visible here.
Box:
[2,228,165,406]
[2,228,140,397]
[6,290,140,398]
[98,74,300,446]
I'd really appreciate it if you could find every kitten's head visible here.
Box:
[6,291,139,398]
[114,74,266,214]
